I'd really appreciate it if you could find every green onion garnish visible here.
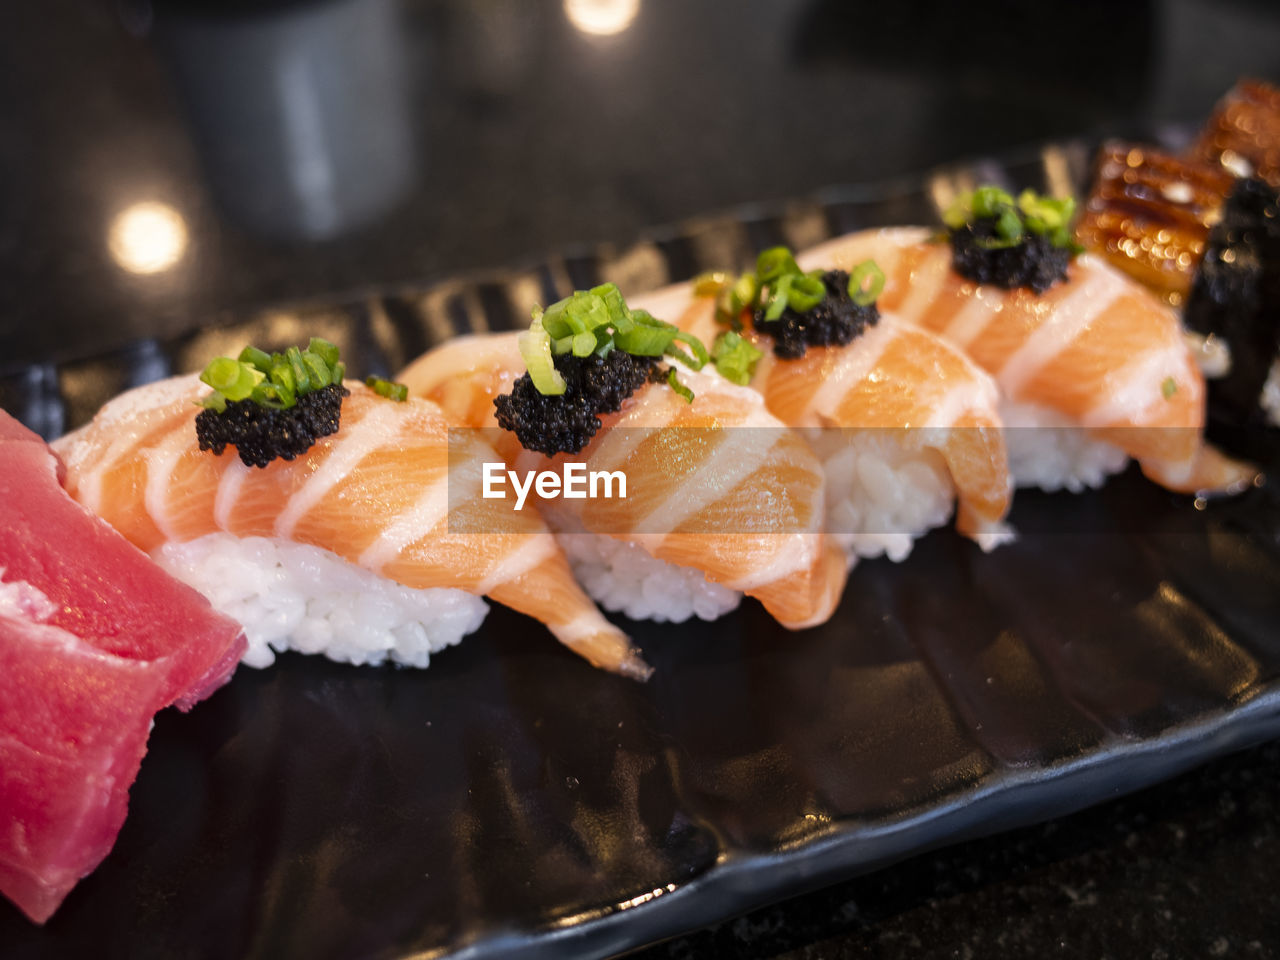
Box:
[1162,376,1178,400]
[711,330,763,386]
[239,346,273,371]
[304,352,332,389]
[199,338,347,412]
[201,356,264,402]
[693,271,733,297]
[712,272,761,329]
[756,246,801,283]
[944,186,1081,252]
[707,244,884,328]
[665,329,709,370]
[520,284,710,402]
[786,272,827,312]
[518,310,568,396]
[847,260,886,307]
[366,376,409,402]
[667,369,694,403]
[308,338,340,367]
[763,274,792,321]
[614,310,676,356]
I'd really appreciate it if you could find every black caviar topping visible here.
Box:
[950,219,1072,294]
[752,270,879,359]
[494,351,664,456]
[196,383,349,468]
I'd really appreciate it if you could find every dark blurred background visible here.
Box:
[2,0,1279,373]
[2,4,1280,958]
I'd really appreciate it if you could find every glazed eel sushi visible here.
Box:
[1078,79,1280,446]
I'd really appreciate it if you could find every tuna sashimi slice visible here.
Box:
[0,607,162,923]
[0,410,248,923]
[0,413,246,712]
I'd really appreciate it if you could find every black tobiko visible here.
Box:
[752,269,879,359]
[950,219,1073,294]
[196,383,349,468]
[494,350,664,457]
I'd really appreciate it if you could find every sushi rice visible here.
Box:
[556,530,742,624]
[803,429,958,564]
[155,534,489,669]
[999,400,1130,493]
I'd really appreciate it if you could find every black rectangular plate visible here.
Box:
[4,141,1280,960]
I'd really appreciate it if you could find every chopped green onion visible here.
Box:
[566,291,610,335]
[787,272,826,312]
[591,282,626,321]
[1162,376,1178,399]
[763,274,793,321]
[942,195,972,230]
[995,208,1024,243]
[199,357,265,406]
[665,330,709,370]
[693,271,733,297]
[518,310,567,396]
[731,272,760,311]
[286,346,311,395]
[201,338,348,412]
[971,186,1015,219]
[239,346,273,372]
[714,272,761,329]
[756,246,800,283]
[945,185,1080,252]
[540,300,573,340]
[269,364,297,406]
[847,260,885,307]
[518,285,711,403]
[615,323,675,356]
[667,369,694,403]
[308,338,340,367]
[366,376,409,402]
[248,384,290,410]
[712,330,763,385]
[303,352,332,389]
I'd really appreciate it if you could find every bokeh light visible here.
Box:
[108,201,189,274]
[563,0,640,36]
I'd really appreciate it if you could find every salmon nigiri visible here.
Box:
[53,373,651,679]
[792,197,1256,496]
[399,289,848,631]
[628,250,1013,564]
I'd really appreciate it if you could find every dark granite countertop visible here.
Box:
[635,741,1280,959]
[3,1,1280,957]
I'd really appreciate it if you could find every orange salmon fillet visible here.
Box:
[657,289,1012,544]
[52,378,649,679]
[795,228,1255,495]
[400,338,848,630]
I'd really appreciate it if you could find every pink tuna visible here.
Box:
[0,411,246,923]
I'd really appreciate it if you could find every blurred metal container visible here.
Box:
[156,0,415,241]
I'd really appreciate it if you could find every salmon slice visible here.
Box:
[400,338,848,630]
[645,287,1013,548]
[53,379,649,679]
[795,228,1257,495]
